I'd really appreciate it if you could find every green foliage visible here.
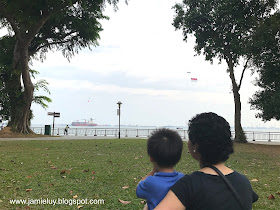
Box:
[30,70,52,110]
[34,79,51,95]
[249,12,280,121]
[0,0,126,129]
[1,0,126,60]
[172,0,278,143]
[33,96,52,110]
[0,78,9,120]
[28,0,108,60]
[33,79,52,109]
[0,36,52,120]
[0,36,16,121]
[172,0,276,64]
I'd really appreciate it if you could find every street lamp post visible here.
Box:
[117,101,122,139]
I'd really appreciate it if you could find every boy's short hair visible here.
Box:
[147,128,183,168]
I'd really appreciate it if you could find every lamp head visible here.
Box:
[117,101,122,108]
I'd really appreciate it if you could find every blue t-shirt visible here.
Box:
[136,170,184,210]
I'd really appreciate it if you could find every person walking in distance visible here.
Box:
[64,125,69,135]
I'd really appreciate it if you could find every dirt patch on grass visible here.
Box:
[235,142,280,157]
[0,127,45,138]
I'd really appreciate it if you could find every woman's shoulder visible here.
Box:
[175,171,207,184]
[227,170,252,183]
[177,170,250,183]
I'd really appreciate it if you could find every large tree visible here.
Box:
[0,36,16,122]
[0,0,124,133]
[0,36,52,125]
[173,0,277,142]
[249,12,280,121]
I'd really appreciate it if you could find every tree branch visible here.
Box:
[0,2,20,36]
[25,1,76,42]
[237,58,250,91]
[224,50,239,92]
[30,39,70,57]
[29,30,79,56]
[0,1,71,42]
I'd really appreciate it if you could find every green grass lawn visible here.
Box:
[0,139,279,209]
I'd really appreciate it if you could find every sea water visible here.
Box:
[30,124,280,142]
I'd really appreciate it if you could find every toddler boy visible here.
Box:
[136,128,184,210]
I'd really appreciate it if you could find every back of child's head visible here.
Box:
[147,128,183,168]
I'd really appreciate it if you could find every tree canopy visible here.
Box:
[0,0,117,59]
[0,0,125,133]
[0,36,15,121]
[0,36,52,122]
[172,0,277,142]
[173,0,276,64]
[249,12,280,121]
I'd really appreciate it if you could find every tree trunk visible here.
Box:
[6,68,24,130]
[227,57,247,143]
[232,86,247,143]
[1,3,55,134]
[9,40,34,134]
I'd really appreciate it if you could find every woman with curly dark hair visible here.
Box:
[155,112,258,210]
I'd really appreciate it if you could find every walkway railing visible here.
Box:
[31,127,280,142]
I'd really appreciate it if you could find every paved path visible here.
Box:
[1,135,280,145]
[248,140,280,145]
[0,135,121,141]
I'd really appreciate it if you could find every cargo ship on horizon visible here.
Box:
[71,118,98,126]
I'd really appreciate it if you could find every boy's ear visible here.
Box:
[149,156,154,163]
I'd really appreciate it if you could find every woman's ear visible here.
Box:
[193,143,199,152]
[188,141,201,161]
[193,144,201,161]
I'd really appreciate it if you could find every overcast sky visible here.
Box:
[1,0,280,128]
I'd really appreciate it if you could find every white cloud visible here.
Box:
[4,0,278,128]
[39,77,232,105]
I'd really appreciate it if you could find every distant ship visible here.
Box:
[71,118,98,126]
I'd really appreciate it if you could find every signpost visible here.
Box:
[47,112,60,136]
[117,101,122,139]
